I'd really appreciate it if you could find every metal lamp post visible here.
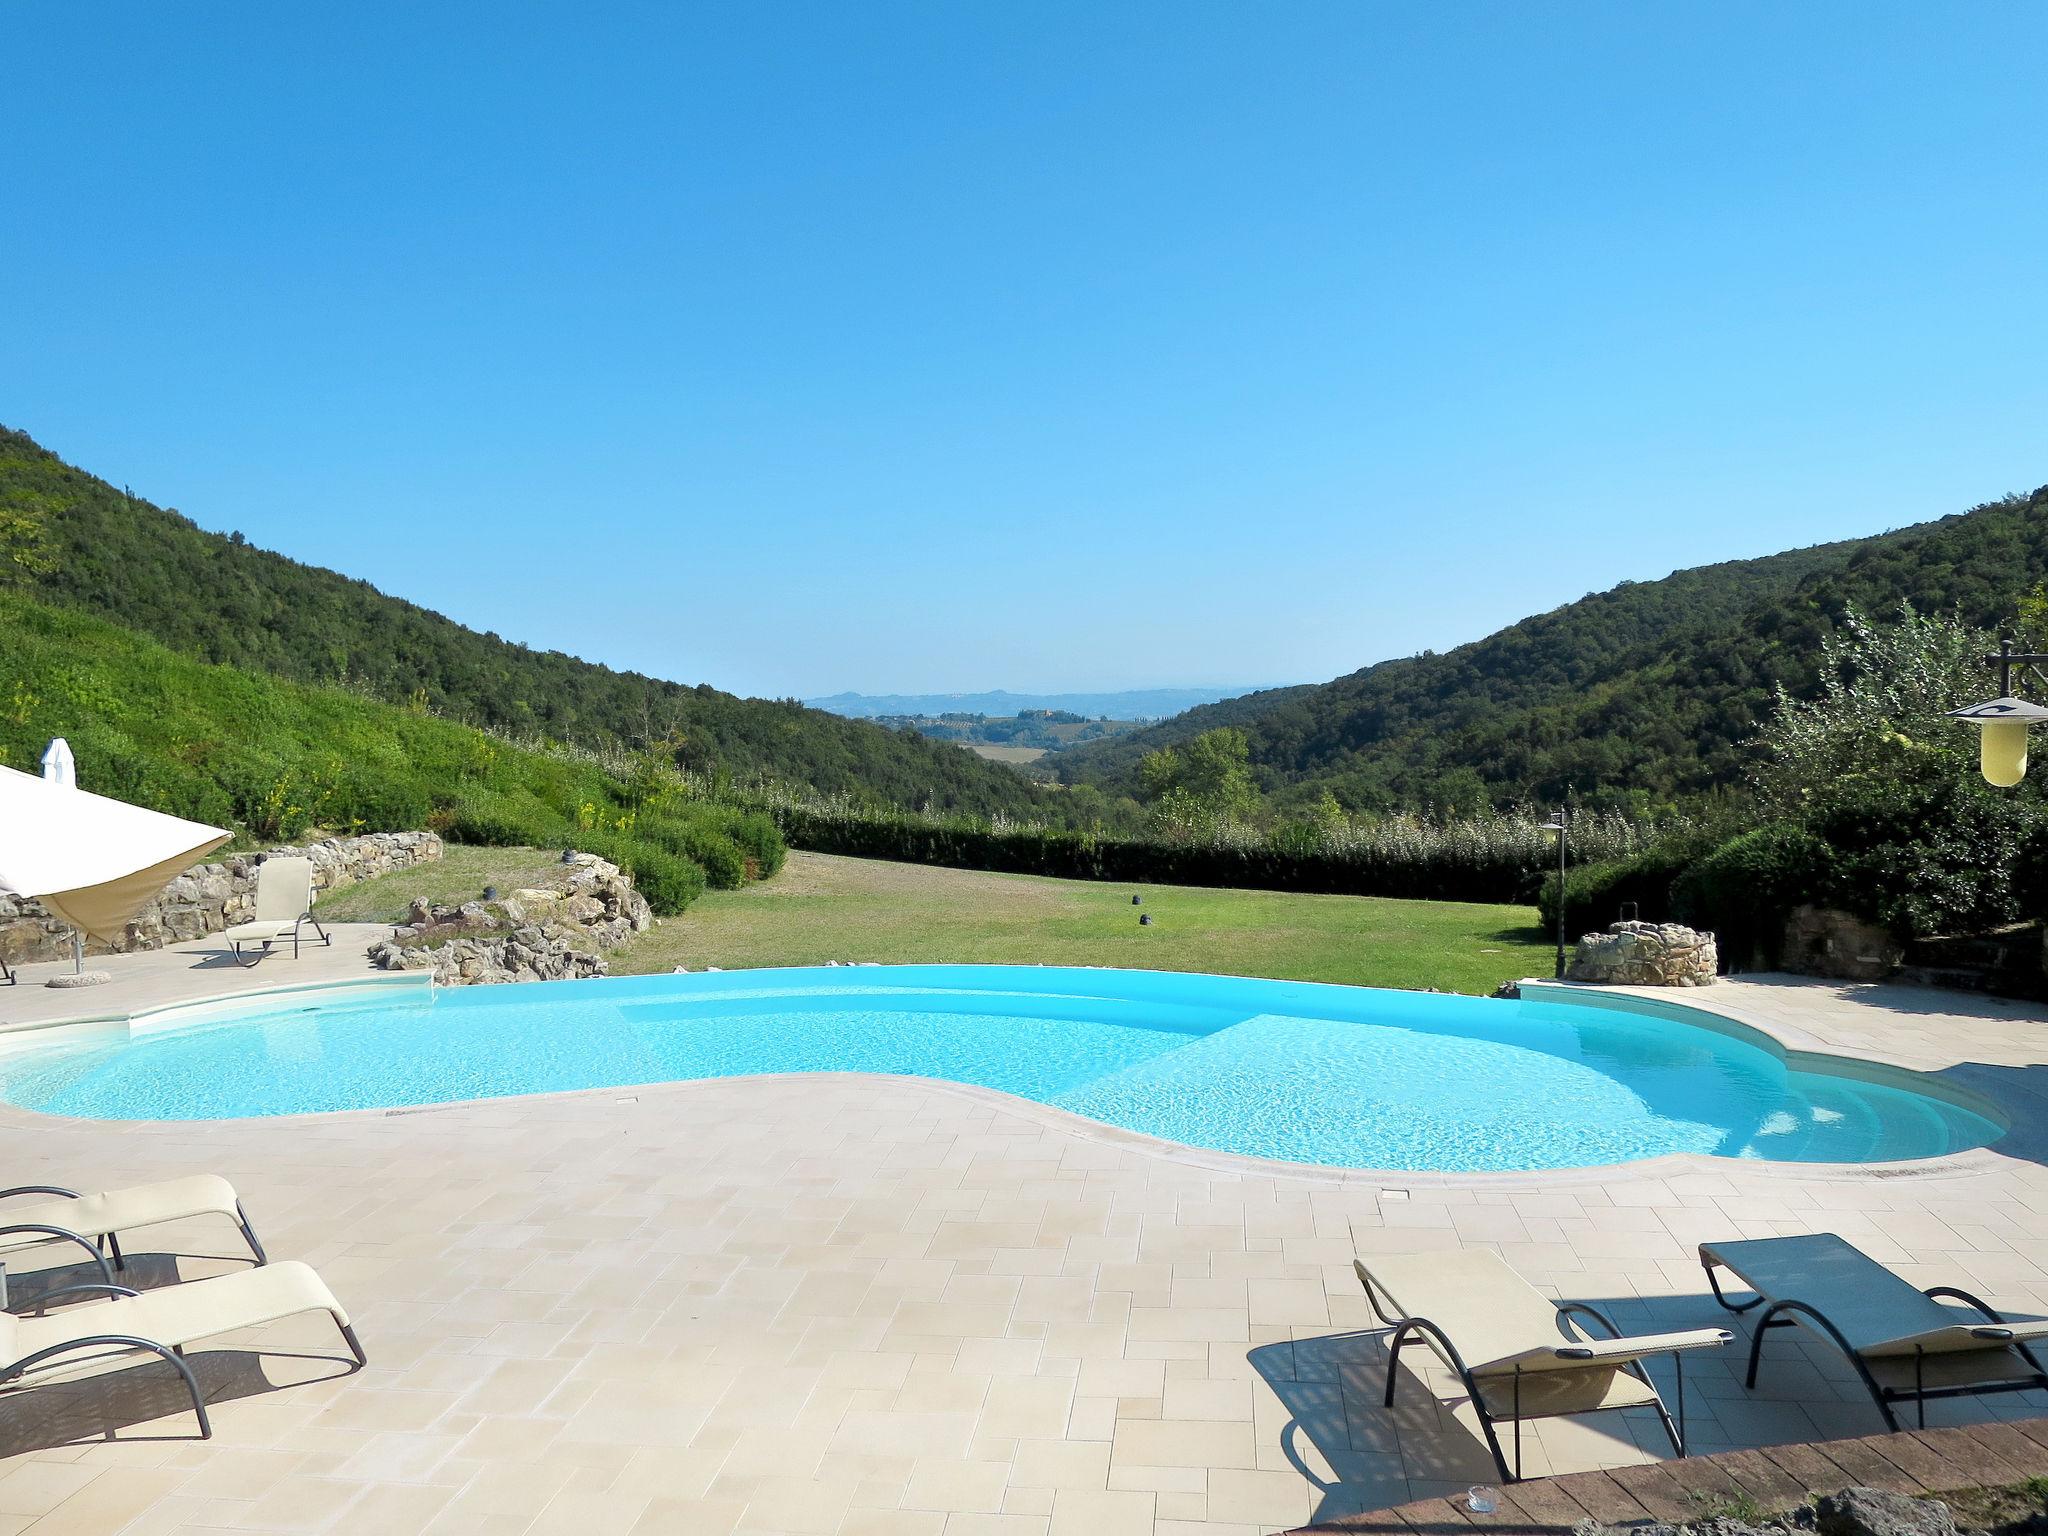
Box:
[1948,640,2048,787]
[1539,808,1569,980]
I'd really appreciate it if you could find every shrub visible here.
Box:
[1803,774,2036,939]
[728,811,787,878]
[583,836,706,916]
[1536,830,1717,939]
[320,771,434,834]
[449,794,562,849]
[1669,825,1833,968]
[634,809,763,890]
[669,826,748,889]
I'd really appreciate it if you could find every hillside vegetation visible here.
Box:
[0,593,784,914]
[1057,489,2048,815]
[0,426,1044,816]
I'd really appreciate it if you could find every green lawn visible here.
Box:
[312,845,574,924]
[612,850,1548,994]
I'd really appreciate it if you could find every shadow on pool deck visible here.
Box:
[0,1247,362,1454]
[1251,1281,2048,1524]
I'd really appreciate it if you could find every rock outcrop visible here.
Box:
[1566,919,1718,987]
[1815,1489,1955,1536]
[0,831,443,967]
[367,852,649,986]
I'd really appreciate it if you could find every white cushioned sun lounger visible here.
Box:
[0,1175,267,1281]
[1356,1249,1729,1483]
[1359,1253,1728,1482]
[0,1260,363,1439]
[221,856,329,967]
[1702,1233,2048,1430]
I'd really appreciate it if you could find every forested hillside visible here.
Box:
[1058,490,2048,814]
[0,427,1045,816]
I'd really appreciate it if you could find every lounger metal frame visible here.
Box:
[0,1281,366,1439]
[0,1184,269,1285]
[228,912,330,968]
[1360,1270,1689,1483]
[1704,1254,2048,1430]
[0,953,13,985]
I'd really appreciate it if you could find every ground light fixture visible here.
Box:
[1539,808,1569,980]
[1948,640,2048,787]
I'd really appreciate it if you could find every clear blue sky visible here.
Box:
[7,3,2045,700]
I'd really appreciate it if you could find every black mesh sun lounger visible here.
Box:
[1702,1233,2048,1430]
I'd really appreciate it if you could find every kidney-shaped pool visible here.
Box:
[0,966,2003,1171]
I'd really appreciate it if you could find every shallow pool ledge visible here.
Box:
[1520,977,2037,1167]
[0,972,433,1056]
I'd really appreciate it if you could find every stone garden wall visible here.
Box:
[0,831,443,966]
[1781,905,1904,982]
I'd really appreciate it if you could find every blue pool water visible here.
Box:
[0,966,2002,1170]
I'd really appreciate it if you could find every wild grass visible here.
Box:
[312,846,573,924]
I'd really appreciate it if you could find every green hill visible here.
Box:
[0,425,1044,817]
[0,591,788,913]
[1055,488,2048,814]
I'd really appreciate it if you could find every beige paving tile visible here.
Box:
[1048,1487,1156,1535]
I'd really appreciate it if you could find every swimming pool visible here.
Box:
[0,966,2002,1171]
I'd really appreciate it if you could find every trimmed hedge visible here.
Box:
[770,803,1552,903]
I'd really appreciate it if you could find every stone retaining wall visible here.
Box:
[0,831,443,966]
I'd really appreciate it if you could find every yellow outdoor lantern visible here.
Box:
[1947,696,2048,787]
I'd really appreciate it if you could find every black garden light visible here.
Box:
[1948,640,2048,788]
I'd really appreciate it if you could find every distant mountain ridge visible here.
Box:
[1055,488,2048,815]
[807,686,1274,721]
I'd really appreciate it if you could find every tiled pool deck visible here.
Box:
[0,964,2045,1534]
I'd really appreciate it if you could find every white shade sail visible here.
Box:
[0,763,232,942]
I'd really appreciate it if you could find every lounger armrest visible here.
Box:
[0,1223,110,1263]
[1923,1287,2048,1343]
[1864,1318,2048,1355]
[0,1187,81,1204]
[1473,1327,1733,1375]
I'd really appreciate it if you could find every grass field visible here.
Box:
[313,845,573,923]
[320,846,1550,993]
[614,850,1547,994]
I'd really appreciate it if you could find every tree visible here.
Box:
[0,489,58,587]
[1138,728,1260,840]
[1753,603,1984,814]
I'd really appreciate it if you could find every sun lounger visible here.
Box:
[1356,1250,1730,1482]
[0,1175,267,1283]
[0,1260,362,1438]
[1701,1233,2048,1430]
[221,856,330,967]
